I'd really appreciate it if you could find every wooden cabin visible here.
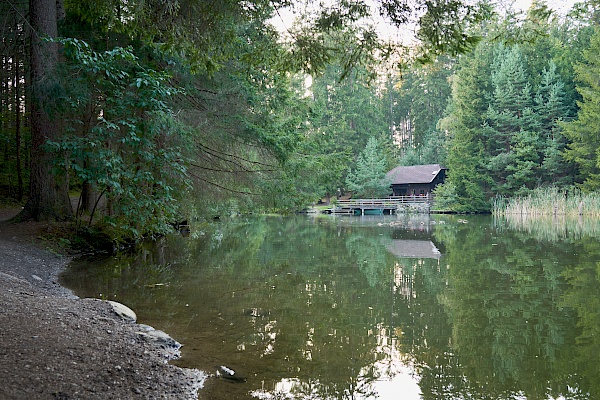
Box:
[386,164,447,197]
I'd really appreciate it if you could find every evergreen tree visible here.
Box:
[484,45,534,194]
[483,45,571,195]
[536,61,573,186]
[18,0,73,221]
[562,28,600,190]
[345,137,391,198]
[393,57,454,166]
[422,4,585,208]
[439,42,493,212]
[308,64,390,197]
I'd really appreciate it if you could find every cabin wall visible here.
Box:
[391,184,435,196]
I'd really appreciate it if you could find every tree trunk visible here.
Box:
[14,47,23,202]
[18,0,71,221]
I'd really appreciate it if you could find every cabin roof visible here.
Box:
[386,164,446,185]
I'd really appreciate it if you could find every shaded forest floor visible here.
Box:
[0,206,207,399]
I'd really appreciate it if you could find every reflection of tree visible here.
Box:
[561,237,600,399]
[389,257,459,400]
[181,216,399,399]
[436,218,579,399]
[62,215,600,400]
[345,230,391,288]
[63,237,177,301]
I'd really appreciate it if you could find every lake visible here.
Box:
[60,214,600,399]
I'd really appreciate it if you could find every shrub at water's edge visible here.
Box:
[493,187,600,217]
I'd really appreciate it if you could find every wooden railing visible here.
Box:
[335,195,433,209]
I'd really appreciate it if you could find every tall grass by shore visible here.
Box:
[493,187,600,217]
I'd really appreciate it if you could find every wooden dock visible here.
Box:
[330,196,434,215]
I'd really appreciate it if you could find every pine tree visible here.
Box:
[18,0,73,221]
[345,137,391,198]
[394,56,453,165]
[562,28,600,190]
[440,42,493,212]
[535,61,573,186]
[484,45,546,195]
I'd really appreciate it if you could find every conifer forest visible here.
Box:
[2,0,600,239]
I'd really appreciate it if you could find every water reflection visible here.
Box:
[60,215,600,399]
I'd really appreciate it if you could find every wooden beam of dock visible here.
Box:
[330,196,434,215]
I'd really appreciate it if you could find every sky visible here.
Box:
[270,1,582,45]
[510,0,578,14]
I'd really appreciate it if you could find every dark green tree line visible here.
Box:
[0,0,28,202]
[0,0,495,236]
[390,57,454,166]
[372,2,600,212]
[562,27,600,190]
[15,0,600,236]
[436,4,588,211]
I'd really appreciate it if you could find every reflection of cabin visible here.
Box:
[386,164,447,197]
[386,239,441,259]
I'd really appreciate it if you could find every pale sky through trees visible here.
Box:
[270,1,581,46]
[513,0,578,14]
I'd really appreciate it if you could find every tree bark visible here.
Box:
[14,43,23,202]
[18,0,71,221]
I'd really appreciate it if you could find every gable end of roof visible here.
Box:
[386,164,446,185]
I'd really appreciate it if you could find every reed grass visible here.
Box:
[493,187,600,218]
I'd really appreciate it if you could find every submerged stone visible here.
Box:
[136,329,182,351]
[216,365,247,383]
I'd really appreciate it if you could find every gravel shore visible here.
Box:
[0,207,207,399]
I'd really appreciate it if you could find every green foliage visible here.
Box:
[64,0,278,74]
[393,57,453,166]
[484,45,537,195]
[274,63,394,204]
[414,0,493,63]
[278,0,492,79]
[431,181,459,211]
[63,0,492,81]
[311,64,389,158]
[277,135,350,207]
[2,0,596,234]
[345,137,391,198]
[562,28,600,191]
[141,19,310,217]
[482,45,573,195]
[47,38,189,240]
[440,42,493,212]
[439,12,579,209]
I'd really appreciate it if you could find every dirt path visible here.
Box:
[0,207,207,399]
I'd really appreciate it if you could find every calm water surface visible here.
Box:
[61,214,600,399]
